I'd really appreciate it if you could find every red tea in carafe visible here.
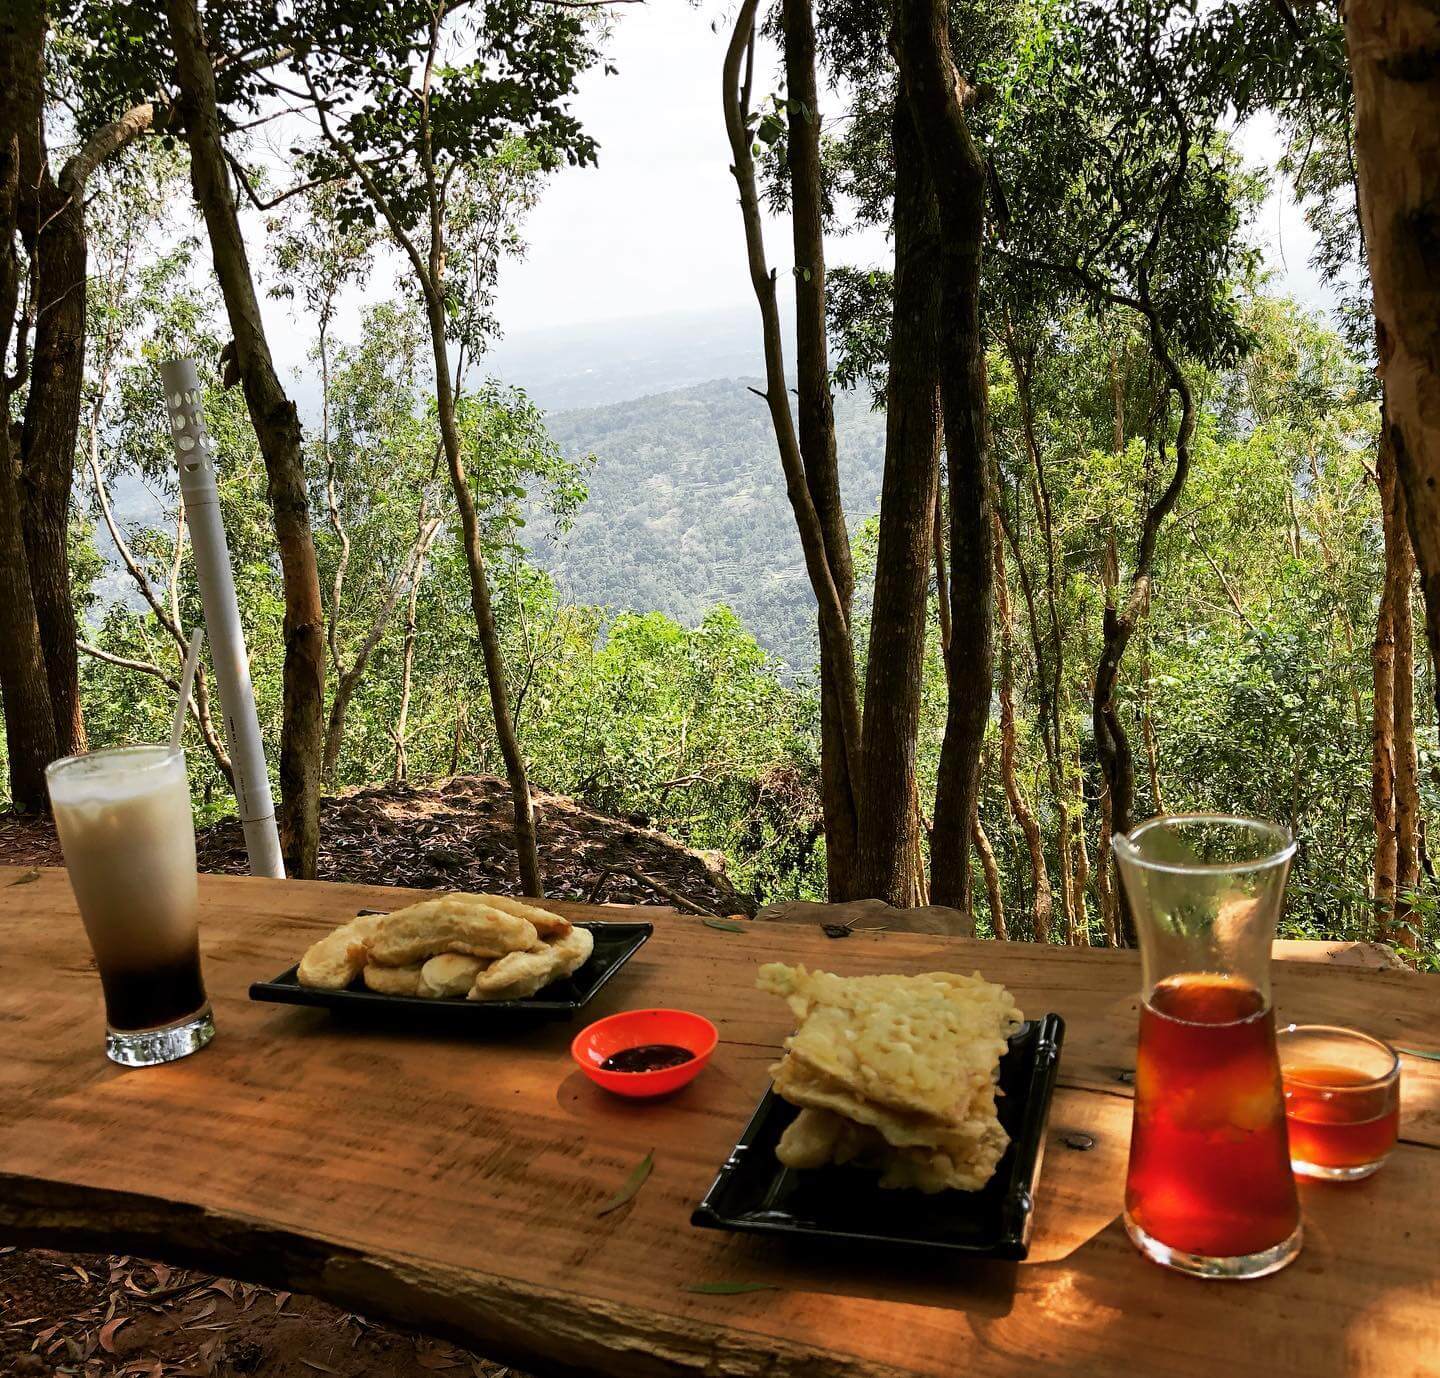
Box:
[1126,973,1300,1260]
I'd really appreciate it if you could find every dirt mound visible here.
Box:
[4,774,755,916]
[198,774,755,913]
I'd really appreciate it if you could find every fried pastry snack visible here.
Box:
[419,952,488,998]
[362,962,424,996]
[297,913,387,990]
[296,892,593,1000]
[475,894,573,940]
[468,925,594,1001]
[367,895,537,966]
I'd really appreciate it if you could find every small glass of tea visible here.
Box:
[1278,1025,1400,1181]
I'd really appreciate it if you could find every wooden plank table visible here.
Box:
[1,866,1438,1378]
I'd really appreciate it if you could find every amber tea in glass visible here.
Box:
[1113,815,1301,1279]
[1279,1025,1400,1180]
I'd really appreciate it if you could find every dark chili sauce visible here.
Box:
[600,1043,695,1073]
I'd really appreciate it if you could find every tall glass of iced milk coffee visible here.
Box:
[46,745,215,1066]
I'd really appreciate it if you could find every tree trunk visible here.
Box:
[1093,327,1194,944]
[857,96,942,909]
[1376,408,1421,944]
[7,1,83,760]
[993,513,1052,942]
[322,517,437,784]
[723,1,865,899]
[781,0,862,900]
[971,806,1006,940]
[392,568,423,783]
[166,0,325,877]
[1343,0,1440,749]
[895,0,994,909]
[1096,783,1118,946]
[425,299,543,895]
[1070,788,1092,948]
[16,180,86,759]
[1374,421,1401,924]
[0,128,59,809]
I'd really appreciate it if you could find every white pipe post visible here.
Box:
[160,358,286,878]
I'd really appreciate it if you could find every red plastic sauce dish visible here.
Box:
[571,1008,718,1098]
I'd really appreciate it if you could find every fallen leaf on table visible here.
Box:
[596,1150,654,1216]
[683,1281,779,1295]
[99,1317,130,1354]
[8,869,41,886]
[702,917,745,933]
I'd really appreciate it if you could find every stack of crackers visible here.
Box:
[297,893,592,1001]
[758,962,1023,1192]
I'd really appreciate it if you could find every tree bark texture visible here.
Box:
[0,118,59,810]
[1343,0,1440,753]
[166,0,325,877]
[6,0,83,759]
[894,0,994,910]
[992,513,1052,942]
[857,97,942,910]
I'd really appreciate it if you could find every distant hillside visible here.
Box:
[528,378,887,667]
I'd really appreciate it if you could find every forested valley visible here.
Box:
[3,0,1439,966]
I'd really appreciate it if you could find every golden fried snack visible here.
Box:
[757,963,1021,1125]
[474,893,573,940]
[362,962,424,996]
[758,962,1021,1193]
[297,913,386,990]
[418,952,488,998]
[468,925,594,1002]
[367,895,537,967]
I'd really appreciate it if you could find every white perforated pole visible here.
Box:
[160,358,286,878]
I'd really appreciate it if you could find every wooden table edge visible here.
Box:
[0,1171,914,1378]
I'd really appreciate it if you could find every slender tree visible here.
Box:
[300,1,600,895]
[163,0,327,876]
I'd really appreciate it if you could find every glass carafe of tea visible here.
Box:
[1112,814,1301,1279]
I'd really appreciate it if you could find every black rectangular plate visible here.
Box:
[691,1013,1065,1260]
[249,917,652,1024]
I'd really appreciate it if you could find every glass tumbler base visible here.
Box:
[1124,1212,1302,1280]
[106,1006,215,1067]
[1293,1157,1384,1181]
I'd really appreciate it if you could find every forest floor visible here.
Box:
[0,774,753,1377]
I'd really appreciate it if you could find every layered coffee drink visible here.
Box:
[47,745,214,1066]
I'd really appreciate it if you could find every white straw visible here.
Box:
[170,626,206,750]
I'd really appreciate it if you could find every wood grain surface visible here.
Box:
[1,866,1437,1378]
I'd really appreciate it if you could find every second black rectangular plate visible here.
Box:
[249,919,652,1025]
[691,1013,1065,1260]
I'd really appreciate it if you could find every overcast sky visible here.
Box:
[487,5,1330,342]
[262,1,1334,380]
